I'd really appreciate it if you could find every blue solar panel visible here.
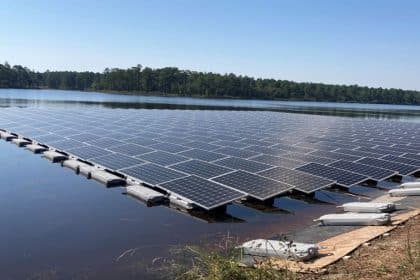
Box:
[138,151,189,166]
[258,166,334,193]
[91,153,145,170]
[121,163,187,185]
[212,170,293,200]
[213,157,273,173]
[108,143,154,156]
[328,160,397,181]
[171,159,233,179]
[2,107,420,212]
[159,176,246,210]
[296,163,368,187]
[357,157,419,175]
[67,145,113,159]
[178,148,227,162]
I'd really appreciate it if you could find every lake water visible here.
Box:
[0,89,418,279]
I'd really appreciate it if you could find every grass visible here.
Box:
[143,234,297,280]
[154,218,420,280]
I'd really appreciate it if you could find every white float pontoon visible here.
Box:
[90,170,126,187]
[43,150,68,162]
[169,195,194,210]
[11,138,31,147]
[0,131,16,141]
[399,182,420,188]
[389,188,420,197]
[62,159,83,172]
[25,144,48,153]
[238,239,319,261]
[339,202,396,213]
[126,184,165,204]
[78,163,96,178]
[315,213,391,226]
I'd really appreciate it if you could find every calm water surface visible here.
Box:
[0,89,417,279]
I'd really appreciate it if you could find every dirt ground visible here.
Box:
[303,215,420,280]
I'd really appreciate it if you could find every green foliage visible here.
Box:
[1,62,419,105]
[142,244,296,280]
[170,246,296,280]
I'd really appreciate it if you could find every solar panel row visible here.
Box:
[1,107,419,210]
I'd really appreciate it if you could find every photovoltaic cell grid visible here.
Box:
[258,167,335,193]
[0,107,419,210]
[159,176,246,210]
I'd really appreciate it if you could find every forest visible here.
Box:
[0,62,419,105]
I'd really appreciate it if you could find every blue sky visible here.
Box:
[1,0,420,90]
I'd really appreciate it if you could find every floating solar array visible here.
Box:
[1,107,420,210]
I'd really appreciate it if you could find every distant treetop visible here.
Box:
[0,62,419,105]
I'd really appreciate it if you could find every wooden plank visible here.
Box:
[265,209,420,272]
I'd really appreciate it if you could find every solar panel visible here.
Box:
[51,128,81,137]
[333,148,382,158]
[280,152,337,165]
[250,154,305,169]
[271,144,314,154]
[180,141,221,151]
[403,153,420,161]
[178,148,227,162]
[308,150,361,162]
[2,107,420,212]
[50,139,86,150]
[33,134,66,143]
[238,139,272,146]
[355,146,404,157]
[328,160,397,181]
[125,136,161,146]
[213,157,273,173]
[170,159,233,179]
[108,143,154,156]
[210,140,249,149]
[138,150,189,166]
[244,145,289,157]
[86,137,125,148]
[380,155,420,169]
[258,166,334,193]
[159,176,245,210]
[91,153,145,170]
[149,142,190,153]
[212,170,293,200]
[67,145,113,159]
[296,163,367,187]
[121,163,187,185]
[213,147,260,159]
[68,133,101,142]
[356,157,419,175]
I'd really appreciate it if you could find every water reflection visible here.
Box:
[1,89,420,122]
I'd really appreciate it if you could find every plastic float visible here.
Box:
[78,163,96,178]
[62,159,83,172]
[43,150,68,163]
[0,131,16,141]
[90,170,126,187]
[25,144,48,153]
[126,184,165,204]
[389,188,420,197]
[399,182,420,188]
[169,195,193,210]
[11,138,31,147]
[315,213,391,226]
[238,239,319,261]
[339,202,396,213]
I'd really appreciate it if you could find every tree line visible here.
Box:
[1,62,419,105]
